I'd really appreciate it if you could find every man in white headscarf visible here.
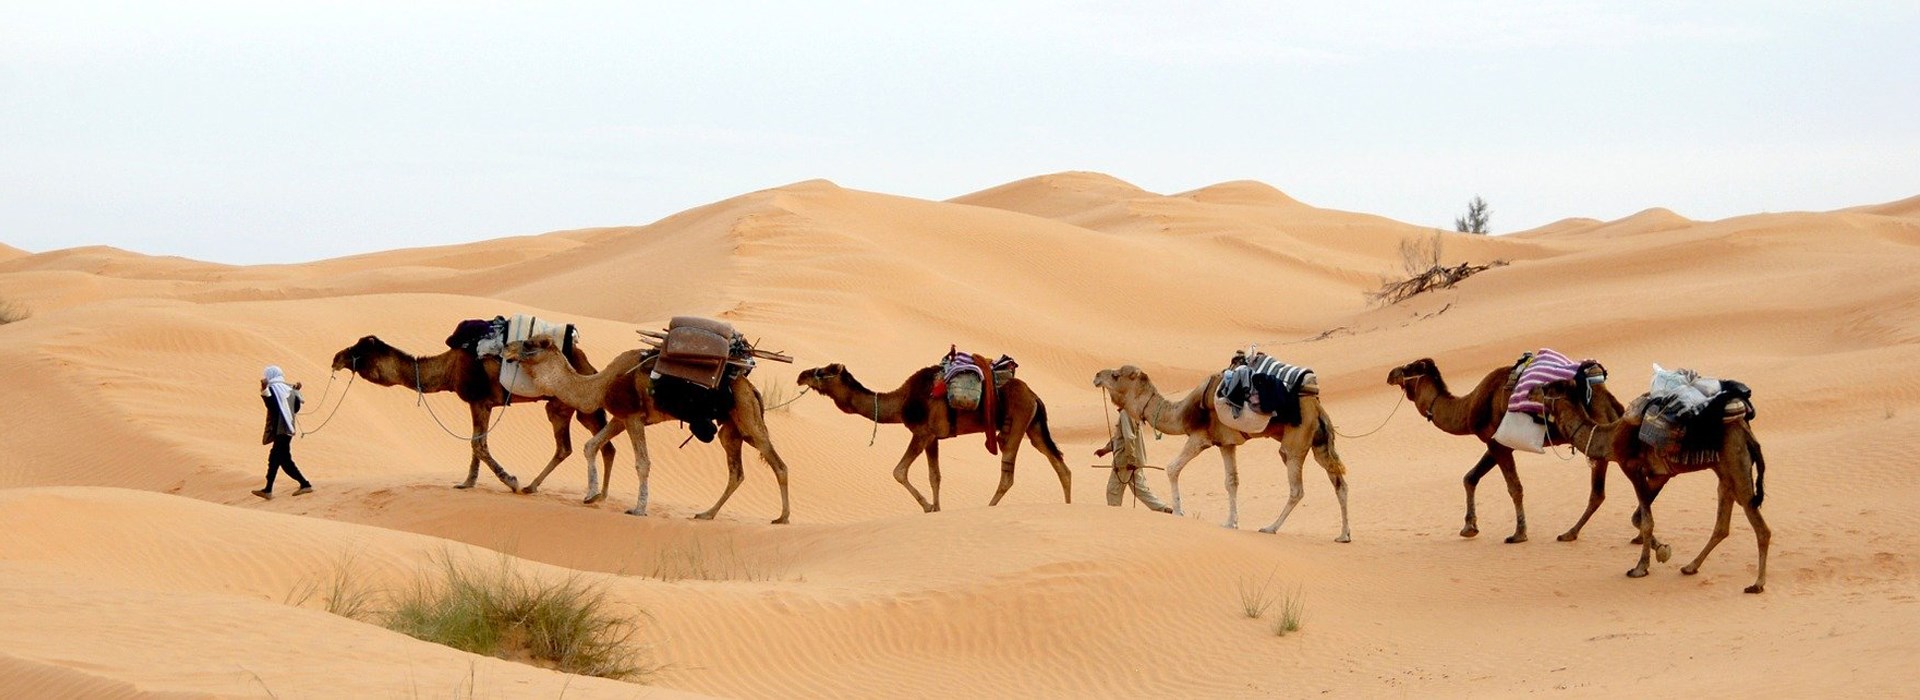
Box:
[254,365,313,499]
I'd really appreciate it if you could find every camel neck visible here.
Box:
[825,374,906,424]
[1135,385,1188,435]
[520,353,611,412]
[1418,374,1479,435]
[1560,415,1616,461]
[366,348,452,392]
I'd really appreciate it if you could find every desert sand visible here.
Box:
[2,171,1917,697]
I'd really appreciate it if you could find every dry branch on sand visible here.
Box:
[1370,261,1508,305]
[1369,232,1507,305]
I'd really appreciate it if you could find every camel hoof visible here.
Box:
[923,504,938,513]
[771,516,790,525]
[625,508,647,517]
[1153,506,1174,514]
[1504,534,1528,544]
[1222,521,1238,530]
[1459,526,1479,538]
[1335,534,1352,543]
[1681,565,1700,576]
[1655,544,1673,563]
[1258,526,1278,535]
[691,512,717,521]
[1629,535,1645,545]
[1627,568,1649,578]
[454,482,476,490]
[1744,584,1764,594]
[519,485,538,495]
[586,493,607,504]
[1556,532,1579,542]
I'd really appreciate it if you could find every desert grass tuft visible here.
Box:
[1273,585,1307,636]
[0,299,28,326]
[381,555,651,680]
[1236,569,1278,619]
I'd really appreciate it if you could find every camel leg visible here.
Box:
[455,403,486,489]
[741,419,794,525]
[1163,436,1211,518]
[892,434,936,513]
[623,417,653,516]
[469,404,520,492]
[520,401,576,495]
[1459,450,1499,538]
[1258,446,1308,536]
[1310,437,1352,543]
[1682,475,1738,576]
[1627,475,1658,578]
[579,420,625,504]
[1027,420,1072,505]
[988,431,1025,506]
[1218,445,1241,529]
[925,440,942,513]
[695,423,747,522]
[1740,487,1771,594]
[1558,457,1609,542]
[1495,451,1527,543]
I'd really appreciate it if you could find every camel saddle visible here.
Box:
[1631,374,1755,465]
[654,316,741,390]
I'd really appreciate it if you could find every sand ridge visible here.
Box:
[2,172,1918,697]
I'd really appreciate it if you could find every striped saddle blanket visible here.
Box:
[1215,353,1314,431]
[1506,348,1583,416]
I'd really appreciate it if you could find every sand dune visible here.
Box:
[3,171,1918,697]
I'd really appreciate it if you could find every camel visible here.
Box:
[1530,379,1770,593]
[506,336,793,524]
[1385,358,1625,543]
[795,363,1071,512]
[1093,365,1352,542]
[330,335,615,492]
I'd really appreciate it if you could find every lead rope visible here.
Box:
[764,384,812,411]
[297,364,358,438]
[1545,397,1580,462]
[295,370,339,416]
[868,394,880,447]
[415,355,511,441]
[1332,392,1406,439]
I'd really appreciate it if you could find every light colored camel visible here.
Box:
[1531,379,1771,593]
[1092,365,1351,542]
[507,336,793,524]
[1386,358,1625,543]
[795,363,1071,512]
[329,335,615,492]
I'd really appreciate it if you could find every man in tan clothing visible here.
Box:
[1095,412,1171,512]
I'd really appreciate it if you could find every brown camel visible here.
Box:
[795,363,1071,512]
[330,335,615,492]
[506,336,793,524]
[1530,379,1770,593]
[1385,358,1624,543]
[1093,366,1352,541]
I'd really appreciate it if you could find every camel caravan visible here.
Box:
[322,320,1772,593]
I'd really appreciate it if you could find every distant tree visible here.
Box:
[1454,196,1491,234]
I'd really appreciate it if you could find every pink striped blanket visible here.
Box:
[1507,348,1581,415]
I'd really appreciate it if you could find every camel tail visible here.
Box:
[1032,399,1065,460]
[1748,433,1766,509]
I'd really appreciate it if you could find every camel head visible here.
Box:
[796,363,848,391]
[331,335,394,372]
[1092,366,1153,410]
[505,336,563,366]
[1528,379,1596,432]
[1386,358,1439,400]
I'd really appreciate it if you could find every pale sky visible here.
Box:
[3,1,1916,264]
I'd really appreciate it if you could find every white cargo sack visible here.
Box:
[1492,410,1547,453]
[1213,395,1273,434]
